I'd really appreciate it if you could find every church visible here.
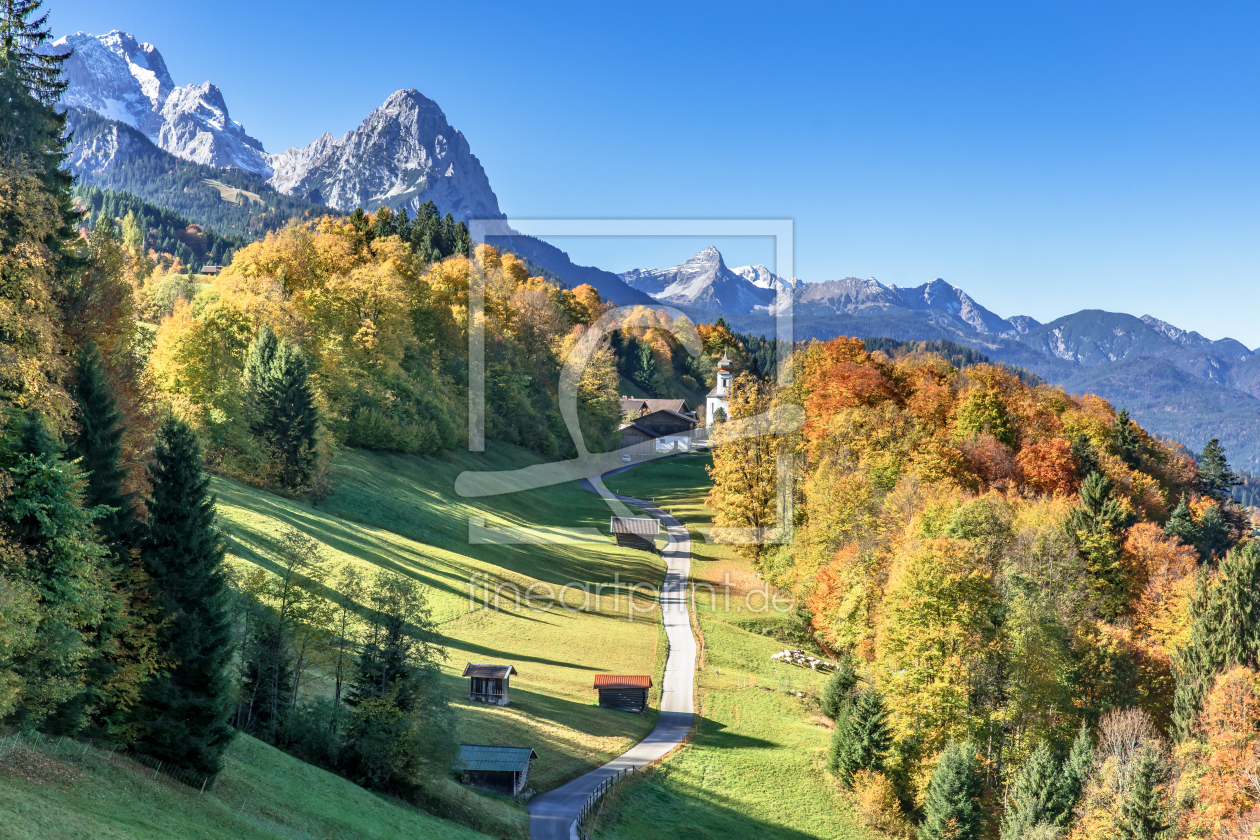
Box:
[705,352,733,424]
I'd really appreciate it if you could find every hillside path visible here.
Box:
[526,470,697,840]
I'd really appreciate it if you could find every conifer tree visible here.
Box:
[72,342,134,547]
[1198,438,1240,500]
[830,688,891,787]
[1196,503,1231,560]
[1,411,109,732]
[1048,725,1094,826]
[1000,743,1060,840]
[821,660,857,720]
[1070,433,1100,480]
[243,326,320,491]
[920,741,984,840]
[1164,494,1200,550]
[1171,541,1260,739]
[0,0,70,104]
[1118,744,1169,840]
[71,343,159,741]
[1112,408,1140,466]
[1069,471,1132,617]
[135,417,235,774]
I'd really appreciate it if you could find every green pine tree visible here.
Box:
[1,411,110,733]
[1069,471,1132,618]
[1118,744,1169,840]
[1196,503,1231,560]
[1198,438,1240,500]
[1048,725,1094,826]
[1111,408,1140,466]
[243,326,320,491]
[1070,434,1100,480]
[821,660,857,720]
[0,0,70,104]
[135,417,235,774]
[71,343,160,741]
[72,342,135,547]
[1164,494,1200,549]
[1171,541,1260,738]
[830,688,891,787]
[920,741,984,840]
[1001,743,1060,840]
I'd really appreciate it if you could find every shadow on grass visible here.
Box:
[594,768,826,840]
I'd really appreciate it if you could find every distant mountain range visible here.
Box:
[55,29,1260,466]
[623,247,1260,467]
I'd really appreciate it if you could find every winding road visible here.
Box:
[526,474,697,840]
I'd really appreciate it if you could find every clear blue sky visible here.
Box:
[50,1,1260,345]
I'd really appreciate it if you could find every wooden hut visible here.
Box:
[610,517,659,552]
[462,663,517,706]
[594,674,652,713]
[454,745,537,796]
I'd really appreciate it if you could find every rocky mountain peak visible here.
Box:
[59,33,504,219]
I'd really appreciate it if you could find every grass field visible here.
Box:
[213,444,669,817]
[0,732,491,840]
[599,455,872,840]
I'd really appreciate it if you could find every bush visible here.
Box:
[852,770,912,838]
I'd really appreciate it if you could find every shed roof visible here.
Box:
[461,663,518,679]
[454,744,537,773]
[594,674,653,689]
[610,517,660,536]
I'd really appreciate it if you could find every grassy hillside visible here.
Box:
[215,443,668,803]
[600,457,871,840]
[0,732,489,840]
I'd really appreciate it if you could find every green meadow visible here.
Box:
[215,445,668,817]
[599,455,871,840]
[0,733,490,840]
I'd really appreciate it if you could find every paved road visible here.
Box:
[526,479,696,840]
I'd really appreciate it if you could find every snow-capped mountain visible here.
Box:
[56,31,503,219]
[55,31,269,174]
[621,247,794,314]
[266,89,502,219]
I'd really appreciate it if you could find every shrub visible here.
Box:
[853,769,912,838]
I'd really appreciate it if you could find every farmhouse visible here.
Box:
[461,663,517,706]
[610,516,660,552]
[619,407,698,453]
[454,744,537,796]
[594,674,652,713]
[619,397,695,420]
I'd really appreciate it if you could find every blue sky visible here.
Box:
[51,1,1260,344]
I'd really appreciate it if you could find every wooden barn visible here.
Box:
[454,744,537,796]
[462,663,517,706]
[610,517,659,552]
[594,674,652,713]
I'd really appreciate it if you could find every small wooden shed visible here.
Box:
[594,674,652,713]
[462,663,518,706]
[454,744,538,796]
[610,517,659,552]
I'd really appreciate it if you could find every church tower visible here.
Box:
[705,351,734,424]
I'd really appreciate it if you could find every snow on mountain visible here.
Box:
[264,89,503,220]
[55,31,270,174]
[57,32,503,220]
[627,252,1021,335]
[621,247,784,314]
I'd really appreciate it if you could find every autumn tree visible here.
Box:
[707,373,785,557]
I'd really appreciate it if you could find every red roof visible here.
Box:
[594,674,652,689]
